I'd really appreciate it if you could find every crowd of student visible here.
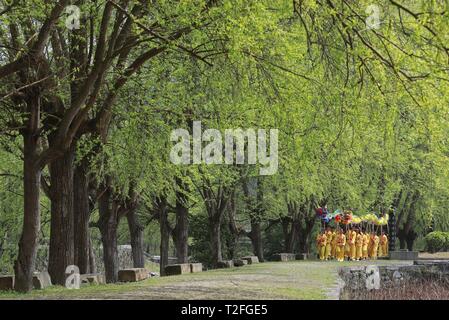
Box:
[316,227,389,261]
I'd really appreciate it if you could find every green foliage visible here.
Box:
[424,231,449,253]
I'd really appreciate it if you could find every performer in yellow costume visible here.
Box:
[325,228,333,260]
[368,232,375,258]
[371,233,380,260]
[336,229,346,262]
[379,232,388,257]
[349,228,357,260]
[362,231,369,260]
[316,232,327,260]
[344,229,351,260]
[355,229,363,260]
[331,230,338,259]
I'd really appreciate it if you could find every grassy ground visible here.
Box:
[0,260,412,300]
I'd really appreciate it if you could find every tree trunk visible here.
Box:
[242,177,264,261]
[209,215,223,267]
[202,184,231,268]
[73,161,91,274]
[48,146,75,285]
[249,220,264,262]
[406,237,414,251]
[159,199,170,276]
[173,194,189,264]
[88,235,97,273]
[225,235,237,260]
[14,131,41,292]
[298,216,315,254]
[398,233,406,250]
[226,190,240,260]
[100,222,118,283]
[127,209,145,268]
[281,218,295,253]
[291,220,300,253]
[406,230,416,251]
[0,236,4,260]
[98,188,120,283]
[284,223,299,253]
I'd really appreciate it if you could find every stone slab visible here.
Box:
[118,268,149,282]
[389,250,419,260]
[165,263,191,276]
[80,273,106,285]
[241,256,259,264]
[0,273,52,291]
[190,263,203,273]
[32,271,52,289]
[0,276,14,291]
[233,259,248,267]
[272,253,296,262]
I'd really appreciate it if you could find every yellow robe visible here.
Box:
[344,230,351,258]
[371,235,380,260]
[325,231,333,260]
[316,233,327,260]
[336,234,346,261]
[362,233,369,259]
[368,235,374,258]
[349,231,357,260]
[331,232,337,258]
[355,233,363,260]
[379,235,388,257]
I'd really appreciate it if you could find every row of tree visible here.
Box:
[1,0,449,292]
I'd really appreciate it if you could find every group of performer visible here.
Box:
[316,227,389,261]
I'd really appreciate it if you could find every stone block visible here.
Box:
[190,263,203,273]
[389,250,419,260]
[0,276,14,291]
[32,271,52,289]
[164,263,191,276]
[241,256,259,264]
[118,268,149,282]
[272,253,296,262]
[233,259,248,267]
[80,273,106,285]
[217,260,234,268]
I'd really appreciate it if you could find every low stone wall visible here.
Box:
[338,260,449,299]
[389,250,419,260]
[271,253,296,262]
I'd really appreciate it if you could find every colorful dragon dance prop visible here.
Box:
[315,207,388,227]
